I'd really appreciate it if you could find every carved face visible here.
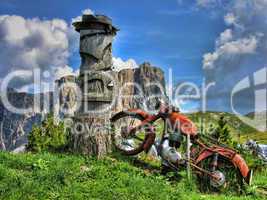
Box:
[79,29,114,71]
[79,72,114,102]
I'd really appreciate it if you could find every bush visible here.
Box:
[27,114,69,152]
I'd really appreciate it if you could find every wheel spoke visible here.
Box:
[121,139,134,148]
[130,118,136,127]
[133,135,144,141]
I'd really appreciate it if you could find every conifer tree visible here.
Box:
[211,116,232,145]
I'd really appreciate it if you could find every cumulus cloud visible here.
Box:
[54,65,79,80]
[202,52,219,70]
[202,0,267,116]
[0,15,79,91]
[203,35,259,69]
[224,13,236,26]
[217,29,233,45]
[112,57,139,72]
[221,36,258,54]
[71,8,95,23]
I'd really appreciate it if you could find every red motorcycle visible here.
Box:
[111,102,253,192]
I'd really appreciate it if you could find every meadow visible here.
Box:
[0,151,266,200]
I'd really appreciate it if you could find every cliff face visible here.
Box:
[0,91,54,151]
[0,63,166,151]
[115,62,166,111]
[0,92,42,151]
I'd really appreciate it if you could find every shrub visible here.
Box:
[27,114,69,152]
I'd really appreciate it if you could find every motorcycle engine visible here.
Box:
[159,134,183,166]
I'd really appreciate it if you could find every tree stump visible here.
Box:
[72,115,112,158]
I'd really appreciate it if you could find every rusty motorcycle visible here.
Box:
[110,102,253,192]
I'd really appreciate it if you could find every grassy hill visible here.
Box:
[187,111,267,144]
[0,151,266,200]
[0,111,266,200]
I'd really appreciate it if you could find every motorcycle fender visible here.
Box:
[232,153,250,179]
[196,149,250,179]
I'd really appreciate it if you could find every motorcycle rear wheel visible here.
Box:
[197,156,244,194]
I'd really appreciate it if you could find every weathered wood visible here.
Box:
[69,14,118,157]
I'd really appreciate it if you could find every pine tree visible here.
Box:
[211,116,232,145]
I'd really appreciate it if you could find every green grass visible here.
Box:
[0,151,266,200]
[240,132,267,144]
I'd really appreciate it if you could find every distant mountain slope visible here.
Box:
[0,90,53,151]
[187,111,267,144]
[245,110,267,133]
[246,110,267,118]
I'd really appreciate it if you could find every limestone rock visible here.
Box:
[114,62,166,112]
[0,90,47,150]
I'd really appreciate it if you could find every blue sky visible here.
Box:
[0,0,225,78]
[0,0,266,115]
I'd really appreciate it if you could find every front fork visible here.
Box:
[211,153,219,172]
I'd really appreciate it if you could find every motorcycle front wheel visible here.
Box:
[110,111,155,156]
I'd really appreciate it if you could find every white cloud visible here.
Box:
[0,15,79,91]
[224,13,236,26]
[220,36,258,54]
[0,15,69,71]
[71,8,95,23]
[203,35,258,69]
[217,29,233,45]
[112,57,139,72]
[203,52,219,69]
[82,9,94,15]
[54,65,79,80]
[71,16,82,24]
